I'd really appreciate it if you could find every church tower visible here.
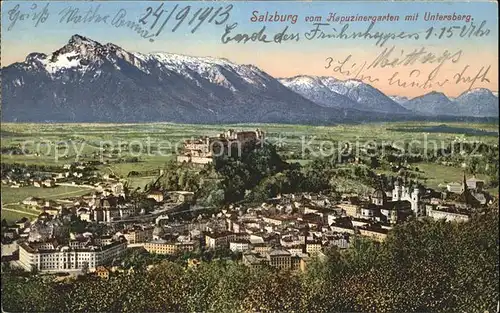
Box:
[458,171,481,208]
[462,172,468,193]
[411,186,420,215]
[392,179,402,201]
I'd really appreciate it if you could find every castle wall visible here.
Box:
[177,129,265,164]
[176,156,213,164]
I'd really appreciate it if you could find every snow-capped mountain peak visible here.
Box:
[279,75,358,109]
[457,88,495,98]
[68,34,98,46]
[342,79,363,88]
[401,91,456,115]
[389,95,409,104]
[280,75,323,88]
[453,88,499,117]
[280,75,409,113]
[55,34,108,60]
[30,34,150,75]
[400,88,498,117]
[5,34,358,123]
[41,51,85,73]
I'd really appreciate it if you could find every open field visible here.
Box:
[100,155,173,177]
[1,202,40,223]
[1,185,92,205]
[2,121,498,163]
[375,162,491,189]
[414,163,487,187]
[1,121,498,196]
[127,176,157,190]
[1,209,34,223]
[412,163,498,197]
[1,185,93,223]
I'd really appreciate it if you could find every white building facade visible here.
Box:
[18,240,127,272]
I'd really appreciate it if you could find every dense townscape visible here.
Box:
[1,128,498,312]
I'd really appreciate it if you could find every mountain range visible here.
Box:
[396,90,499,117]
[1,34,498,123]
[279,76,410,114]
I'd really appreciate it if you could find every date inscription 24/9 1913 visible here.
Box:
[139,3,233,40]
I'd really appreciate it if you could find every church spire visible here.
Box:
[459,171,480,207]
[463,171,468,192]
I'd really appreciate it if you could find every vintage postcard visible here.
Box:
[1,1,498,312]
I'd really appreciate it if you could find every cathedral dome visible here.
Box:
[372,188,387,206]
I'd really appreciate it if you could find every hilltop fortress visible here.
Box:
[177,129,265,164]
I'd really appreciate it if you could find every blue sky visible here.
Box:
[2,1,497,46]
[1,1,498,97]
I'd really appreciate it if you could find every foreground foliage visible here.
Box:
[2,209,498,313]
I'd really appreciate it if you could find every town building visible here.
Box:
[43,179,56,188]
[187,258,201,268]
[426,205,470,222]
[144,239,196,255]
[229,240,250,252]
[305,240,322,255]
[205,231,237,249]
[147,191,164,203]
[167,191,195,204]
[242,252,268,268]
[18,239,127,272]
[94,235,114,247]
[466,177,485,191]
[121,225,154,244]
[242,249,309,271]
[268,249,292,270]
[95,266,111,279]
[252,243,272,254]
[429,173,484,221]
[22,197,44,207]
[357,224,389,242]
[446,182,463,193]
[287,245,304,256]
